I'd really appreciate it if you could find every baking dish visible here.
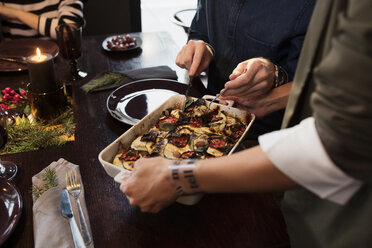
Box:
[98,95,255,205]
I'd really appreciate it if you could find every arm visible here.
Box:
[120,148,298,213]
[0,5,39,30]
[195,146,298,193]
[175,0,214,76]
[188,0,209,43]
[120,116,362,213]
[0,0,84,39]
[39,0,84,39]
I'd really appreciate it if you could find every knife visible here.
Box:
[0,56,27,64]
[182,75,193,111]
[61,188,86,248]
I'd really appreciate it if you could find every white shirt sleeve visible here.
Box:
[258,117,362,205]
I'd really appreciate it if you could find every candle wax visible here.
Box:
[27,53,58,93]
[29,54,48,62]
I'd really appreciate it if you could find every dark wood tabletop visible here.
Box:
[1,32,289,248]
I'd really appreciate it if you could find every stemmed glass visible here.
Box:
[55,23,87,81]
[0,107,17,180]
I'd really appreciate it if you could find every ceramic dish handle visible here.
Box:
[202,95,234,107]
[114,170,131,184]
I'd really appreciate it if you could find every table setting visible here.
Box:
[0,31,290,248]
[0,46,75,156]
[32,158,93,248]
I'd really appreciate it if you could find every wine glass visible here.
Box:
[0,107,18,180]
[55,23,87,81]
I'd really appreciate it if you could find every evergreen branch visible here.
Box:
[0,106,75,155]
[31,167,58,201]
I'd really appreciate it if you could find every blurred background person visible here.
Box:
[0,0,84,40]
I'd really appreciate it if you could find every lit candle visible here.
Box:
[29,48,48,62]
[27,48,58,93]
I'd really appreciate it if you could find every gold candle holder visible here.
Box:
[27,84,67,121]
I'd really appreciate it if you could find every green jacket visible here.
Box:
[281,0,372,247]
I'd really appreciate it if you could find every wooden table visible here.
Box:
[1,32,289,248]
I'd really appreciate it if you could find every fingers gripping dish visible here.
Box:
[112,98,250,170]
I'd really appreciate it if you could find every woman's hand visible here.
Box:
[220,58,278,118]
[119,157,178,213]
[176,40,213,77]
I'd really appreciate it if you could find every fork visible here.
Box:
[207,67,248,111]
[207,88,226,111]
[66,170,92,245]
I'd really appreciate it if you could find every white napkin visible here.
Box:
[32,158,94,248]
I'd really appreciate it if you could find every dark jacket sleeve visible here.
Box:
[283,0,314,81]
[188,0,210,43]
[312,0,372,180]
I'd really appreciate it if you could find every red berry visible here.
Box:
[4,87,11,92]
[13,94,20,100]
[1,90,6,94]
[20,91,26,96]
[12,100,18,104]
[0,104,9,110]
[10,90,15,95]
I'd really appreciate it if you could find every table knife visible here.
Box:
[182,75,193,111]
[61,188,86,248]
[0,56,27,64]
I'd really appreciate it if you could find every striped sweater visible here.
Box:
[1,0,84,39]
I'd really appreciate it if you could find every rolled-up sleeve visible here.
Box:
[259,117,362,205]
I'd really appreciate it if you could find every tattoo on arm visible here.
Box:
[168,160,200,195]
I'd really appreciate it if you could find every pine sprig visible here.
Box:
[31,167,58,201]
[42,167,58,188]
[81,72,124,93]
[0,106,75,155]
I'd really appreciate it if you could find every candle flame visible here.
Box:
[36,47,41,57]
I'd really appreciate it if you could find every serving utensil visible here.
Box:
[66,170,92,245]
[207,88,226,111]
[60,188,86,248]
[206,67,247,111]
[181,75,193,111]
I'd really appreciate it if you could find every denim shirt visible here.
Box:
[189,0,315,137]
[189,0,315,94]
